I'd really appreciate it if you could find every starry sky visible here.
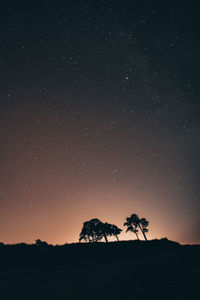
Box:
[0,0,199,245]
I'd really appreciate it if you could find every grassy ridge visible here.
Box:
[0,238,199,267]
[0,239,199,299]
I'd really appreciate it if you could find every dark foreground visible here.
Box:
[0,239,199,300]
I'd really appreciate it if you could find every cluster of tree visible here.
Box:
[79,213,149,243]
[79,219,122,243]
[124,213,149,241]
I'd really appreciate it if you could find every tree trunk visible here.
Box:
[104,234,108,243]
[115,235,119,242]
[143,231,147,241]
[135,232,139,240]
[138,224,147,241]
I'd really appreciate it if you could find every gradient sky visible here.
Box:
[0,0,199,245]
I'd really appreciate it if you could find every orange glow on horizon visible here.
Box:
[1,184,197,245]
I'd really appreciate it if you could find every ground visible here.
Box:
[0,239,199,299]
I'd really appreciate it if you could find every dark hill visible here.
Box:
[0,239,199,299]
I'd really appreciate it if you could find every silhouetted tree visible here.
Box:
[125,225,139,240]
[79,220,122,243]
[35,239,48,247]
[124,214,140,228]
[124,214,149,241]
[139,218,149,241]
[132,228,139,240]
[79,221,92,242]
[110,224,122,241]
[124,214,140,239]
[94,222,122,242]
[79,219,103,242]
[97,222,111,243]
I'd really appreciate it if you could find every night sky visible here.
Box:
[0,0,199,245]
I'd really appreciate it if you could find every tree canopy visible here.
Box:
[124,214,149,240]
[79,219,122,243]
